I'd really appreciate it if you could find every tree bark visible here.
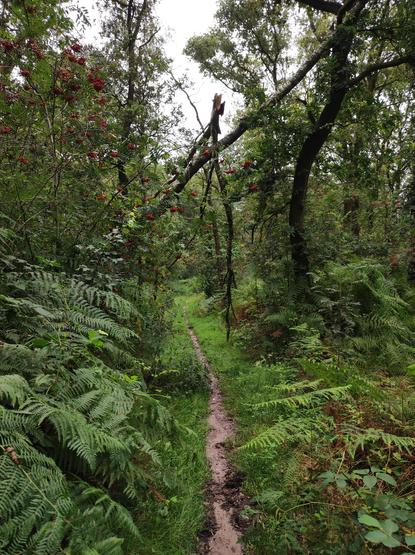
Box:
[214,161,235,341]
[288,1,366,293]
[208,193,223,284]
[344,195,360,237]
[408,157,415,282]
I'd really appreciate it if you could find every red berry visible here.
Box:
[57,68,72,81]
[242,160,253,169]
[87,151,98,159]
[99,120,108,129]
[71,43,82,53]
[17,155,29,164]
[170,207,178,213]
[76,56,86,66]
[249,183,258,191]
[202,149,210,156]
[224,168,236,175]
[191,191,197,197]
[88,74,105,92]
[110,150,119,158]
[66,52,78,63]
[146,213,155,221]
[84,131,92,138]
[0,40,15,53]
[0,126,12,134]
[127,142,136,150]
[52,86,63,95]
[20,69,30,78]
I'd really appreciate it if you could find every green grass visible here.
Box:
[138,295,209,555]
[180,288,359,554]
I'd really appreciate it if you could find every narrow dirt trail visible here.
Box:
[187,324,245,555]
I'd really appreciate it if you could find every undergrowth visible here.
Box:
[0,249,208,554]
[184,283,415,554]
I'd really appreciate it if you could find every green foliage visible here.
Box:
[241,414,330,451]
[242,376,349,451]
[342,426,415,458]
[312,260,415,369]
[321,467,415,551]
[0,264,176,553]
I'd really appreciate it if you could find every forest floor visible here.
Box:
[142,282,415,554]
[188,322,246,555]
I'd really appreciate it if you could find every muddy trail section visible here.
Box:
[187,324,247,555]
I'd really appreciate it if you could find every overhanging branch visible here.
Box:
[296,0,341,15]
[169,0,368,196]
[347,55,415,87]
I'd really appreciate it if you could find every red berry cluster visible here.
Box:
[87,71,105,92]
[27,39,44,59]
[0,39,16,53]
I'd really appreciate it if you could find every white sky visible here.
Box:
[75,0,236,133]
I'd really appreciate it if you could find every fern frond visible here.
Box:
[343,426,415,457]
[0,375,29,406]
[240,415,331,451]
[253,386,350,411]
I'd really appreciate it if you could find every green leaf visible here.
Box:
[33,305,54,318]
[335,476,347,489]
[365,530,388,544]
[406,363,415,376]
[353,468,370,475]
[358,514,381,528]
[381,519,399,535]
[405,535,415,546]
[365,530,400,548]
[376,472,397,486]
[31,338,50,348]
[381,535,401,548]
[363,475,378,489]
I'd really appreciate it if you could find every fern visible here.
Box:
[243,371,350,453]
[0,265,175,553]
[312,260,415,368]
[343,425,415,457]
[241,414,331,451]
[252,385,350,411]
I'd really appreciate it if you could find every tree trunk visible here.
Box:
[408,163,415,282]
[214,161,235,341]
[344,194,360,237]
[208,194,223,283]
[288,3,366,293]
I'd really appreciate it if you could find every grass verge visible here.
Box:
[138,295,209,554]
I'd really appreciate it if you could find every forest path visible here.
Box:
[187,323,245,555]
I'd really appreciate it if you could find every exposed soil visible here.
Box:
[187,324,247,555]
